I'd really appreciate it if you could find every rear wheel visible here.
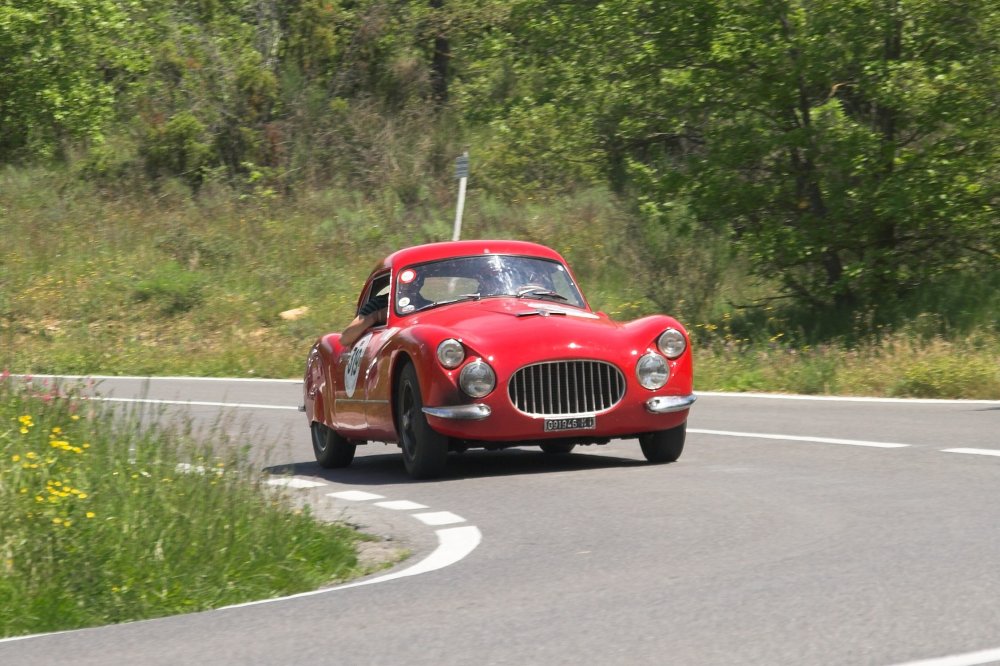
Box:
[311,422,356,468]
[540,443,576,454]
[397,364,448,479]
[639,423,686,463]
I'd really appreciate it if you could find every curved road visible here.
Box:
[3,377,1000,666]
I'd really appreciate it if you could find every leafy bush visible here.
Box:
[140,112,213,188]
[132,261,206,315]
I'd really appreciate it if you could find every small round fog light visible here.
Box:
[437,339,465,369]
[657,328,687,359]
[459,360,496,398]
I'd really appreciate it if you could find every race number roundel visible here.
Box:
[344,333,372,398]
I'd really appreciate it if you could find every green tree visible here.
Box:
[0,0,142,161]
[477,0,999,322]
[678,0,999,316]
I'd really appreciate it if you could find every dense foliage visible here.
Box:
[2,0,997,335]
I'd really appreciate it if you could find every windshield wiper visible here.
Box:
[431,293,482,307]
[516,288,568,302]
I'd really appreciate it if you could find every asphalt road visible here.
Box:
[3,376,1000,666]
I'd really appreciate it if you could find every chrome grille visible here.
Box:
[508,360,626,416]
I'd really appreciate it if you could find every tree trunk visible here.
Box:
[430,0,450,104]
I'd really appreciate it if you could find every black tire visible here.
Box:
[312,422,357,468]
[639,423,686,463]
[540,442,576,454]
[397,363,448,479]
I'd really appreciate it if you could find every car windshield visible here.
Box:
[393,255,586,315]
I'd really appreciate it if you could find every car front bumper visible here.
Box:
[422,393,695,441]
[645,394,698,413]
[422,404,493,420]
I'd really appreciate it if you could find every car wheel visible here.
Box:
[397,363,448,479]
[639,423,686,463]
[540,443,576,454]
[311,422,357,468]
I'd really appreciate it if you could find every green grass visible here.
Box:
[0,374,383,638]
[696,332,1000,399]
[2,165,998,398]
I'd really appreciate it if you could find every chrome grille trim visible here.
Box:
[508,360,626,416]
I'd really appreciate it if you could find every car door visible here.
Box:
[360,324,396,439]
[332,273,390,435]
[358,270,396,439]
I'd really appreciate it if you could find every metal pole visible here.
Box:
[452,151,469,241]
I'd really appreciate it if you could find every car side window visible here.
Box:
[359,273,391,318]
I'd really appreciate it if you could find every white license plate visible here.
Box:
[544,416,596,432]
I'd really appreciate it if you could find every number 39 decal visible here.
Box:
[344,333,371,398]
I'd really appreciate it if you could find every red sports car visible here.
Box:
[303,240,695,479]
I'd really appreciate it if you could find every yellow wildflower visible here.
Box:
[86,512,95,519]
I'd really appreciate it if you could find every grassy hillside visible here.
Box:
[3,167,998,398]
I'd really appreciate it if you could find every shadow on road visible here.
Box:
[265,446,653,486]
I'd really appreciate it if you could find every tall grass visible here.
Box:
[696,332,1000,398]
[0,374,373,638]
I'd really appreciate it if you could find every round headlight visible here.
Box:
[657,328,687,359]
[459,360,496,398]
[437,338,465,369]
[636,352,669,390]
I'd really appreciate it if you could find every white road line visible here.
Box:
[22,376,998,403]
[375,500,429,510]
[92,397,299,410]
[327,525,481,591]
[888,646,1000,666]
[0,630,72,645]
[266,478,327,489]
[327,490,386,501]
[219,525,482,608]
[705,391,1000,405]
[16,376,999,405]
[942,448,1000,458]
[413,511,466,526]
[690,428,911,449]
[18,374,300,384]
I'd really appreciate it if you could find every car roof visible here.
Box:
[371,240,566,274]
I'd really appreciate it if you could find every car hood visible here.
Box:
[400,298,668,361]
